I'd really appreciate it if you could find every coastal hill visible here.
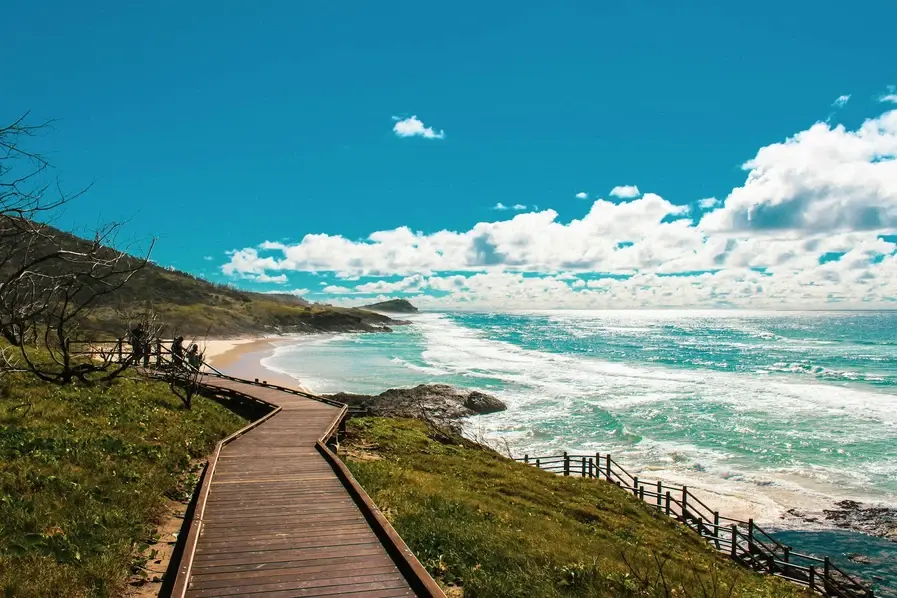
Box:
[360,298,419,313]
[5,220,407,338]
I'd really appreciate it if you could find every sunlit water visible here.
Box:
[263,310,897,592]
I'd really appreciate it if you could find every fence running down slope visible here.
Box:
[517,453,875,597]
[70,339,876,597]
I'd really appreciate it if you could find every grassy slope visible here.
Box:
[86,266,400,338]
[343,418,806,598]
[0,372,246,598]
[5,220,401,337]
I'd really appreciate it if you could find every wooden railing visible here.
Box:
[69,338,186,367]
[64,339,875,596]
[516,452,875,597]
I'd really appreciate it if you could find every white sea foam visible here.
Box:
[264,311,897,524]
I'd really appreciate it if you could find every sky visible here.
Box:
[2,1,897,309]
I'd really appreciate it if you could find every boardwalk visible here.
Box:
[174,376,442,598]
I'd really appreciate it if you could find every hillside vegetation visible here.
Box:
[360,299,420,313]
[0,370,247,597]
[5,221,405,338]
[342,418,807,598]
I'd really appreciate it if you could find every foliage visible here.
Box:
[0,372,246,597]
[342,417,808,598]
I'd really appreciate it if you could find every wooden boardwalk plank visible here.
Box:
[181,377,428,598]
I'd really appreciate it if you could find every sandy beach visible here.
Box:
[201,336,313,393]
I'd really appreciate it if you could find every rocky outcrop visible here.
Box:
[823,500,897,542]
[359,299,419,314]
[785,500,897,542]
[327,384,506,432]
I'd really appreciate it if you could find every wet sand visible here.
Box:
[202,336,312,393]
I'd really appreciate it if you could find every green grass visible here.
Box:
[342,417,807,598]
[0,371,246,598]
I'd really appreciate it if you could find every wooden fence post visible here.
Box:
[535,458,540,469]
[808,566,815,591]
[824,556,830,580]
[665,491,671,516]
[605,454,612,482]
[524,454,529,464]
[730,525,737,559]
[632,476,639,496]
[563,452,570,476]
[681,486,688,521]
[581,457,586,477]
[588,457,594,478]
[714,511,721,549]
[747,519,754,555]
[155,339,162,367]
[638,485,645,501]
[656,480,662,508]
[595,453,600,478]
[696,516,703,537]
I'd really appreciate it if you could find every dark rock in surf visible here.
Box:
[326,383,506,432]
[821,500,897,542]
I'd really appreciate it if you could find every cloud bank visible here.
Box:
[225,108,897,309]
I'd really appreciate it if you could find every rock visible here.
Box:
[326,384,506,432]
[821,500,897,542]
[846,553,873,565]
[464,391,506,414]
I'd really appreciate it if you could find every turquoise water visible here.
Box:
[263,310,896,589]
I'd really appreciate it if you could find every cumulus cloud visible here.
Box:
[701,109,897,232]
[575,192,588,199]
[832,94,851,108]
[493,203,509,210]
[255,273,288,284]
[610,185,640,199]
[224,107,897,308]
[512,204,527,211]
[392,115,444,139]
[881,94,897,104]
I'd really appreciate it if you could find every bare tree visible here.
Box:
[165,360,203,409]
[0,113,154,383]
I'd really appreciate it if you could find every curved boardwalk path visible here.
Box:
[174,376,444,598]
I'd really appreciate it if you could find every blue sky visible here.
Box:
[2,1,896,308]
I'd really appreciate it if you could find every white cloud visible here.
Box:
[224,107,897,309]
[701,109,897,232]
[610,185,640,199]
[880,94,897,104]
[832,94,851,108]
[255,273,288,284]
[493,203,509,210]
[392,115,444,139]
[575,192,588,199]
[512,204,527,211]
[322,285,354,294]
[203,255,213,261]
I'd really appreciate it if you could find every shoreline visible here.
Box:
[199,332,896,539]
[202,336,313,393]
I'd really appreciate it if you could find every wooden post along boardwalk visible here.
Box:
[170,375,446,598]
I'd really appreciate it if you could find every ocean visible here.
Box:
[261,310,896,591]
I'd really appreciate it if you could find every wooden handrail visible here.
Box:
[518,452,874,597]
[169,384,282,598]
[165,371,445,598]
